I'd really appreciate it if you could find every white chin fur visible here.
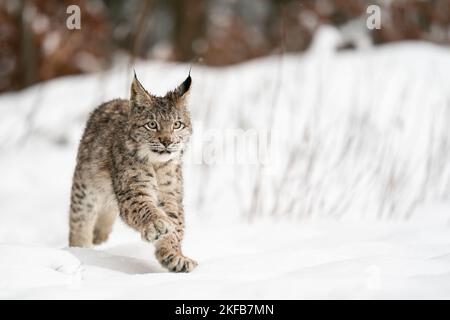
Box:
[137,145,179,163]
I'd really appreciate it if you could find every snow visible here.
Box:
[1,35,450,299]
[2,217,450,299]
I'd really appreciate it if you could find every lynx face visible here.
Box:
[128,74,192,162]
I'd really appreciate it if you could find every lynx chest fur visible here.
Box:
[69,73,197,273]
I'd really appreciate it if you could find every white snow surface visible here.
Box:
[1,38,450,299]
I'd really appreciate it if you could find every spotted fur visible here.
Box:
[69,73,197,273]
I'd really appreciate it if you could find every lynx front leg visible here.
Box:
[119,194,175,242]
[156,195,197,272]
[155,232,198,273]
[113,166,176,242]
[154,163,197,272]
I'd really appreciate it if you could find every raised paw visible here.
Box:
[141,215,175,242]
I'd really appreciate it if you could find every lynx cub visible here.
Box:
[69,72,197,273]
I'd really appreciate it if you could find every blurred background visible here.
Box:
[1,0,450,93]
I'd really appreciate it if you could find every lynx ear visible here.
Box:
[176,74,192,98]
[168,73,192,107]
[130,72,153,107]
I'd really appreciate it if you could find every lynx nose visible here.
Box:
[159,138,172,147]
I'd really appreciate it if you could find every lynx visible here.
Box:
[69,72,197,273]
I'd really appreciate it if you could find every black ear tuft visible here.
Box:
[165,71,193,104]
[179,74,192,97]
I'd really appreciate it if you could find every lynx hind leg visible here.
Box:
[69,178,99,247]
[155,233,198,273]
[93,206,118,245]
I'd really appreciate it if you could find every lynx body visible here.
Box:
[69,73,197,272]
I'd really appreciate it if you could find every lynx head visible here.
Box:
[128,72,192,162]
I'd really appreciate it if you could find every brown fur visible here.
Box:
[69,73,197,273]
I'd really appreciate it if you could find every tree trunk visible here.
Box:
[173,0,207,62]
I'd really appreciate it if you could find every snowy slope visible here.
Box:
[1,40,450,299]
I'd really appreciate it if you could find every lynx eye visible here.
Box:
[144,120,158,131]
[173,120,183,130]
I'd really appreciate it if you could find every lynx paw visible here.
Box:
[93,229,110,245]
[161,254,198,273]
[141,216,175,242]
[156,246,197,272]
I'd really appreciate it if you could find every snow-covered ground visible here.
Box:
[2,214,450,299]
[1,37,450,299]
